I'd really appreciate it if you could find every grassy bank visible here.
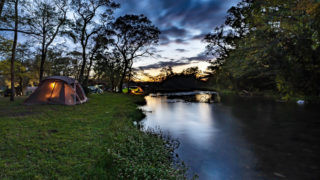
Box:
[0,93,187,179]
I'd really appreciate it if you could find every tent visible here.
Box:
[24,76,88,105]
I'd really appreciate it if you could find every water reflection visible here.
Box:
[141,94,320,180]
[195,94,212,103]
[141,95,259,179]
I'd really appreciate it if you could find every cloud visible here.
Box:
[138,60,190,70]
[174,38,188,44]
[159,37,189,46]
[155,0,234,32]
[115,0,241,42]
[185,52,214,62]
[138,51,214,70]
[190,33,207,41]
[159,35,171,45]
[161,26,188,38]
[175,48,188,52]
[114,0,240,70]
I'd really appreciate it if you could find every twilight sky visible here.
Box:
[114,0,241,76]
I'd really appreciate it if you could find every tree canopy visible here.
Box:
[205,0,320,99]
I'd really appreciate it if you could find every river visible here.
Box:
[140,92,320,180]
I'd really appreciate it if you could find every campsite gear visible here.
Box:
[24,76,88,105]
[88,85,103,94]
[122,86,144,95]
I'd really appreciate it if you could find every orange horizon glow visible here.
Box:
[133,61,211,82]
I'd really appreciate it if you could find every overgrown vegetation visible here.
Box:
[205,0,320,101]
[0,93,189,179]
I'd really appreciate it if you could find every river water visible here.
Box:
[140,92,320,180]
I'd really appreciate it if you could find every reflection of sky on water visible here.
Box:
[140,95,259,180]
[142,96,217,148]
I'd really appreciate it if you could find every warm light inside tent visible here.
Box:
[50,82,56,89]
[46,82,57,99]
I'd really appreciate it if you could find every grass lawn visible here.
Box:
[0,93,186,179]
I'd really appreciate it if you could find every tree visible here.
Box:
[66,50,83,79]
[159,66,174,80]
[45,49,75,77]
[182,66,200,76]
[0,0,23,101]
[85,38,100,84]
[107,14,160,92]
[94,49,122,91]
[71,0,119,85]
[0,36,12,58]
[205,0,320,97]
[24,0,69,81]
[0,0,5,17]
[9,0,18,101]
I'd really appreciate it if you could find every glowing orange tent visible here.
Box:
[24,76,87,105]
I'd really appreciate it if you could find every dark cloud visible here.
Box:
[138,60,190,70]
[139,52,214,70]
[185,52,214,62]
[114,0,239,71]
[174,38,188,44]
[175,48,188,53]
[190,33,207,41]
[156,1,224,30]
[161,26,188,38]
[115,0,241,45]
[186,54,211,61]
[159,35,171,45]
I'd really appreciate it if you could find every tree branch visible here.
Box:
[0,28,41,35]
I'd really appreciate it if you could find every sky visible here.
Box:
[114,0,241,77]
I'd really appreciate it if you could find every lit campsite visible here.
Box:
[24,76,87,105]
[1,0,320,179]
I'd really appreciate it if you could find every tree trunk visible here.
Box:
[39,48,46,82]
[0,0,5,17]
[111,78,114,92]
[118,62,128,93]
[126,64,133,91]
[84,55,94,86]
[110,69,115,92]
[10,0,18,101]
[79,46,86,84]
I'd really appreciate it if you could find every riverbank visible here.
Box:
[213,88,320,104]
[0,93,187,179]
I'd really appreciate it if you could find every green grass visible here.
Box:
[0,93,187,179]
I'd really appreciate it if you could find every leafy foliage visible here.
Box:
[205,0,320,98]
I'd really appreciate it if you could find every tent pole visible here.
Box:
[49,81,57,100]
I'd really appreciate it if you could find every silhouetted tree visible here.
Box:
[70,0,119,85]
[107,14,160,92]
[160,66,174,80]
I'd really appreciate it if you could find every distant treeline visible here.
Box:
[204,0,320,100]
[136,66,208,93]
